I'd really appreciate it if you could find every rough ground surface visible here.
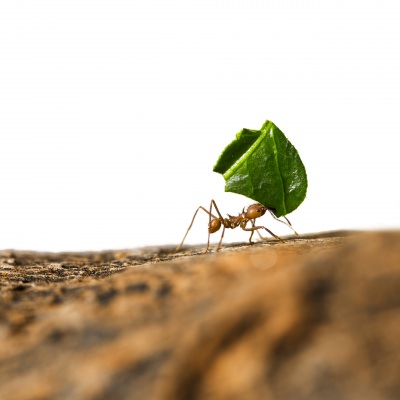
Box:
[0,231,399,400]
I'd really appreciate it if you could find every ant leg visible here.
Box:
[248,220,265,244]
[210,199,225,220]
[175,206,218,253]
[267,209,298,236]
[254,220,265,240]
[216,225,226,252]
[242,225,284,242]
[209,199,227,252]
[283,215,292,226]
[205,199,215,253]
[249,222,254,244]
[264,227,284,242]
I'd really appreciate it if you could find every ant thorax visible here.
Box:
[226,213,242,228]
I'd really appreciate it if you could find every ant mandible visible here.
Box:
[175,199,298,253]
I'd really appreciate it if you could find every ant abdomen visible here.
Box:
[208,218,221,233]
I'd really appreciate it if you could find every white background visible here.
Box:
[1,1,399,251]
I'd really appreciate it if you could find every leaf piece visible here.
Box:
[213,120,307,217]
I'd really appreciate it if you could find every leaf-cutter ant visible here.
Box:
[175,200,298,253]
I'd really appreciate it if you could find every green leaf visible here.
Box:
[213,120,307,217]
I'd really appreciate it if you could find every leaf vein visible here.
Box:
[269,128,287,215]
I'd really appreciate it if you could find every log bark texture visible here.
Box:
[0,231,399,399]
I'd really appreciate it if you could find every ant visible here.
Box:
[175,199,298,253]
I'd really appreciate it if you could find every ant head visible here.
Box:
[246,204,267,219]
[208,218,222,234]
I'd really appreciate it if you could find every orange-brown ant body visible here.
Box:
[175,200,298,253]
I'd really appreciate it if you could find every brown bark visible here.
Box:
[1,231,399,399]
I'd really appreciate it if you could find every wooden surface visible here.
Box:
[1,231,399,399]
